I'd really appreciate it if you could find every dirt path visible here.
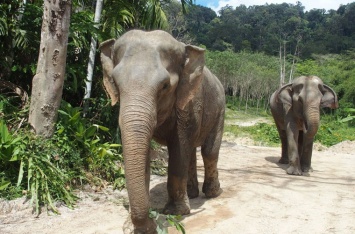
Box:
[1,139,354,234]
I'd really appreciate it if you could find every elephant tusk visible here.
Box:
[302,122,308,134]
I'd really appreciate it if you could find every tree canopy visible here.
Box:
[1,0,354,111]
[174,2,355,59]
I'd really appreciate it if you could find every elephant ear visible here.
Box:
[99,39,119,106]
[277,83,293,105]
[176,45,205,110]
[276,83,293,113]
[321,85,338,109]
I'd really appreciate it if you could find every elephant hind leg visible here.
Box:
[201,123,223,198]
[163,189,190,216]
[164,167,191,215]
[201,148,222,198]
[278,129,289,164]
[298,130,304,159]
[187,148,199,199]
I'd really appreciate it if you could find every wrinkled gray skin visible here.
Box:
[100,30,225,233]
[270,76,338,176]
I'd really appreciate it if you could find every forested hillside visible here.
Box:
[166,2,355,58]
[164,1,355,110]
[1,1,354,108]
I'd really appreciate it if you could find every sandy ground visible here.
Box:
[0,136,354,234]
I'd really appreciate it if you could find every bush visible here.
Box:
[315,116,355,146]
[0,96,125,214]
[243,123,280,146]
[55,101,125,189]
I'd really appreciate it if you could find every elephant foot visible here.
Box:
[187,185,199,199]
[286,165,302,176]
[163,199,190,215]
[301,165,313,173]
[202,178,222,198]
[123,217,157,234]
[278,157,289,164]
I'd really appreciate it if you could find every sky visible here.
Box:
[195,0,354,12]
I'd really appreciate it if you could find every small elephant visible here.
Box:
[100,30,225,233]
[270,76,338,175]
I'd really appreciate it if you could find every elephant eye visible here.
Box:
[162,82,169,90]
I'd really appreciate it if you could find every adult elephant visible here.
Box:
[269,76,338,176]
[100,30,225,233]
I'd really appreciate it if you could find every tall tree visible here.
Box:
[84,0,169,101]
[29,0,72,137]
[29,0,194,137]
[84,0,103,103]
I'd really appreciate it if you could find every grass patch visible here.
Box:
[225,106,270,120]
[224,108,355,147]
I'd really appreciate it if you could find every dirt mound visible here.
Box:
[327,140,355,155]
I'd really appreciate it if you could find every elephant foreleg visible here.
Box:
[164,133,191,215]
[285,121,302,175]
[300,136,314,173]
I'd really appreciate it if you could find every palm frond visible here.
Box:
[180,0,194,13]
[13,29,29,48]
[0,17,8,36]
[141,0,168,30]
[101,0,135,39]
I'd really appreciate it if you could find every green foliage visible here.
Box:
[180,3,355,58]
[243,123,280,146]
[339,108,355,125]
[150,159,167,176]
[0,117,77,213]
[0,1,42,88]
[315,115,355,146]
[20,135,78,215]
[0,96,125,213]
[56,101,125,189]
[0,119,24,196]
[206,50,280,112]
[296,52,355,110]
[149,209,185,234]
[224,122,280,146]
[149,140,167,176]
[0,119,23,162]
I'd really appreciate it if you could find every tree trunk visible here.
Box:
[84,0,103,100]
[28,0,72,137]
[279,42,283,87]
[283,40,286,84]
[279,40,286,87]
[289,36,301,83]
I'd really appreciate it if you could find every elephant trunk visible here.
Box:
[119,94,157,229]
[303,104,320,137]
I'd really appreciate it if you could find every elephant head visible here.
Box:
[99,30,207,233]
[276,76,338,136]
